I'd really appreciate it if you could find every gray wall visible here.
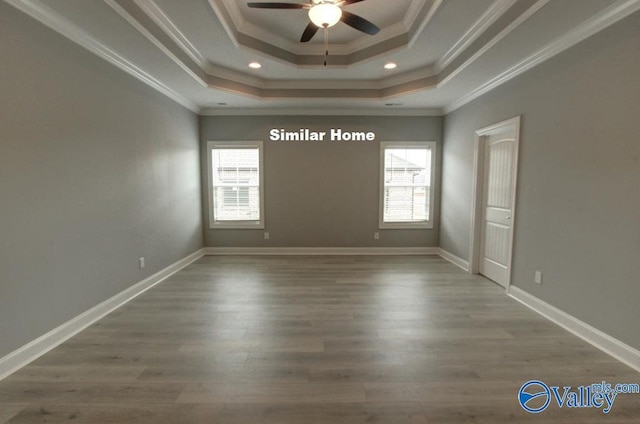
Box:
[200,115,442,247]
[441,12,640,349]
[0,4,203,358]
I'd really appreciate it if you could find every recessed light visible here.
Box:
[384,62,397,70]
[248,62,262,69]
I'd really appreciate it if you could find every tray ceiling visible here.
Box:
[5,0,640,114]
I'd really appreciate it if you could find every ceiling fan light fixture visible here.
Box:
[308,3,342,28]
[384,62,397,70]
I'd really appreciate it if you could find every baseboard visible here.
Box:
[204,247,440,256]
[437,248,470,271]
[0,248,205,381]
[204,248,470,271]
[508,286,640,372]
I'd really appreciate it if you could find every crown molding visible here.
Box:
[198,107,444,116]
[101,0,443,100]
[238,19,304,55]
[260,79,379,90]
[444,0,640,114]
[109,0,540,103]
[437,0,551,88]
[104,0,208,88]
[404,0,433,31]
[206,0,240,50]
[204,63,266,87]
[10,0,638,114]
[341,21,410,55]
[435,0,517,72]
[220,0,246,33]
[231,20,411,57]
[133,0,208,69]
[5,0,199,113]
[208,0,439,63]
[380,65,438,88]
[66,0,542,104]
[253,66,437,90]
[407,0,442,47]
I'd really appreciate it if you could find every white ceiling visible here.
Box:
[6,0,640,114]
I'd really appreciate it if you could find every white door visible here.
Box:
[478,122,519,287]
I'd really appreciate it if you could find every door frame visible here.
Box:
[469,116,521,290]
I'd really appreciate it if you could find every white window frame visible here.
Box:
[207,141,265,229]
[379,141,436,229]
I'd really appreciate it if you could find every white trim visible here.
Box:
[344,22,408,55]
[234,18,411,57]
[380,66,439,90]
[9,0,639,114]
[444,0,640,113]
[210,0,437,57]
[379,141,437,230]
[4,0,200,113]
[0,249,205,381]
[468,132,484,276]
[104,0,207,88]
[237,19,302,55]
[436,0,517,72]
[438,0,551,90]
[198,108,444,117]
[437,248,470,272]
[204,247,439,256]
[508,286,640,373]
[407,0,443,48]
[207,141,265,230]
[469,116,520,289]
[134,0,207,69]
[206,0,240,50]
[403,0,432,31]
[204,63,265,89]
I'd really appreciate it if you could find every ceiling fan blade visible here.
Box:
[247,2,306,9]
[300,22,319,42]
[342,0,368,4]
[340,10,380,35]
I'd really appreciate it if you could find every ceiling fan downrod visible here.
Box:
[324,25,329,67]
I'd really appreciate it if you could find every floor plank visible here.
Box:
[215,402,429,424]
[1,255,639,423]
[0,405,27,424]
[5,404,223,424]
[176,382,367,404]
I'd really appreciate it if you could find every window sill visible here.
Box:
[210,221,265,230]
[379,221,433,230]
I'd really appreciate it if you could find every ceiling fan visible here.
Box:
[247,0,380,43]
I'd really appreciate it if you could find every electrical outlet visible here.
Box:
[264,232,270,240]
[374,232,380,240]
[534,271,542,284]
[139,257,145,269]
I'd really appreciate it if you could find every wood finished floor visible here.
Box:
[1,255,639,423]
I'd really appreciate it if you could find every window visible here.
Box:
[379,141,435,229]
[207,141,264,229]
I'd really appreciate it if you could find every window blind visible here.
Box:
[382,147,431,223]
[211,148,260,221]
